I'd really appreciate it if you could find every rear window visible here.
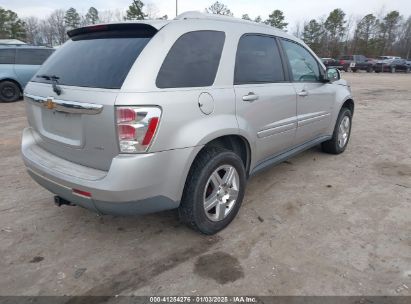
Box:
[340,56,353,60]
[16,49,54,65]
[156,31,225,89]
[33,31,152,89]
[0,49,15,64]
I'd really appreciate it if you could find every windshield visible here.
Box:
[33,32,152,89]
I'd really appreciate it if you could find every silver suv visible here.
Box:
[22,12,354,234]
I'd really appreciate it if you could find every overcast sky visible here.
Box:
[1,0,410,29]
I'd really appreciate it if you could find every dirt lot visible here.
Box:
[0,73,410,296]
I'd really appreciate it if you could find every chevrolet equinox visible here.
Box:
[22,12,354,234]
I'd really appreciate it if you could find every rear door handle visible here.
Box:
[242,92,259,102]
[298,90,308,97]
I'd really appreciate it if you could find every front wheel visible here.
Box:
[322,108,352,154]
[178,147,246,234]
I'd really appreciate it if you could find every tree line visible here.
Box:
[0,1,410,59]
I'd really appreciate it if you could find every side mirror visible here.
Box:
[326,68,340,82]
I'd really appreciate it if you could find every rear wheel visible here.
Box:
[351,68,357,72]
[0,81,21,102]
[178,147,246,234]
[366,66,373,73]
[322,108,352,155]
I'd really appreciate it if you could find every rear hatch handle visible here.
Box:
[24,94,103,115]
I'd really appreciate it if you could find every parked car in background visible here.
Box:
[366,58,377,66]
[405,59,411,68]
[21,12,354,234]
[338,55,374,72]
[0,46,54,102]
[374,57,410,73]
[321,58,343,70]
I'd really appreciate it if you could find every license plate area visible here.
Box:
[40,109,83,147]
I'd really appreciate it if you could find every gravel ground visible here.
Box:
[0,73,410,296]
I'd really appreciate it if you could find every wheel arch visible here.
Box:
[341,98,354,115]
[0,78,23,94]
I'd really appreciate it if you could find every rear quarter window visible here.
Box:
[16,49,54,65]
[0,49,16,64]
[156,31,225,89]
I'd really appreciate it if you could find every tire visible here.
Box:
[351,68,357,72]
[178,147,246,235]
[366,66,373,73]
[0,81,21,102]
[321,108,352,155]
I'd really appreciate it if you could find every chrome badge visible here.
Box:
[45,97,55,110]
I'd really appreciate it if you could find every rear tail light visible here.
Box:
[339,60,345,65]
[116,106,161,153]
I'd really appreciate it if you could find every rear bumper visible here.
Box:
[22,127,202,215]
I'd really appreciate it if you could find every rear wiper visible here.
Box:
[37,74,62,95]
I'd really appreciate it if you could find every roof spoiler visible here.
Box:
[67,23,159,38]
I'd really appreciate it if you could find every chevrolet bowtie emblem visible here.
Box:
[45,98,55,110]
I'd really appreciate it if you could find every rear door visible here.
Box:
[234,34,297,163]
[280,39,334,145]
[14,48,54,88]
[24,25,156,171]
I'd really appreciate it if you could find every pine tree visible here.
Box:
[242,14,251,21]
[206,2,233,16]
[379,11,401,54]
[324,9,346,57]
[85,7,99,25]
[125,0,147,20]
[265,10,288,30]
[0,7,26,40]
[64,8,80,29]
[302,19,323,54]
[352,14,378,56]
[254,16,262,23]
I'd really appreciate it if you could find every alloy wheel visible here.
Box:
[203,165,240,222]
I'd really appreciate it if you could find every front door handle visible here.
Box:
[298,90,308,97]
[242,92,259,102]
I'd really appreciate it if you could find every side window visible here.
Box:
[234,35,285,85]
[0,49,16,64]
[15,49,54,65]
[156,31,225,88]
[281,40,321,82]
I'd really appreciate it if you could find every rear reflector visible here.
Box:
[73,189,92,197]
